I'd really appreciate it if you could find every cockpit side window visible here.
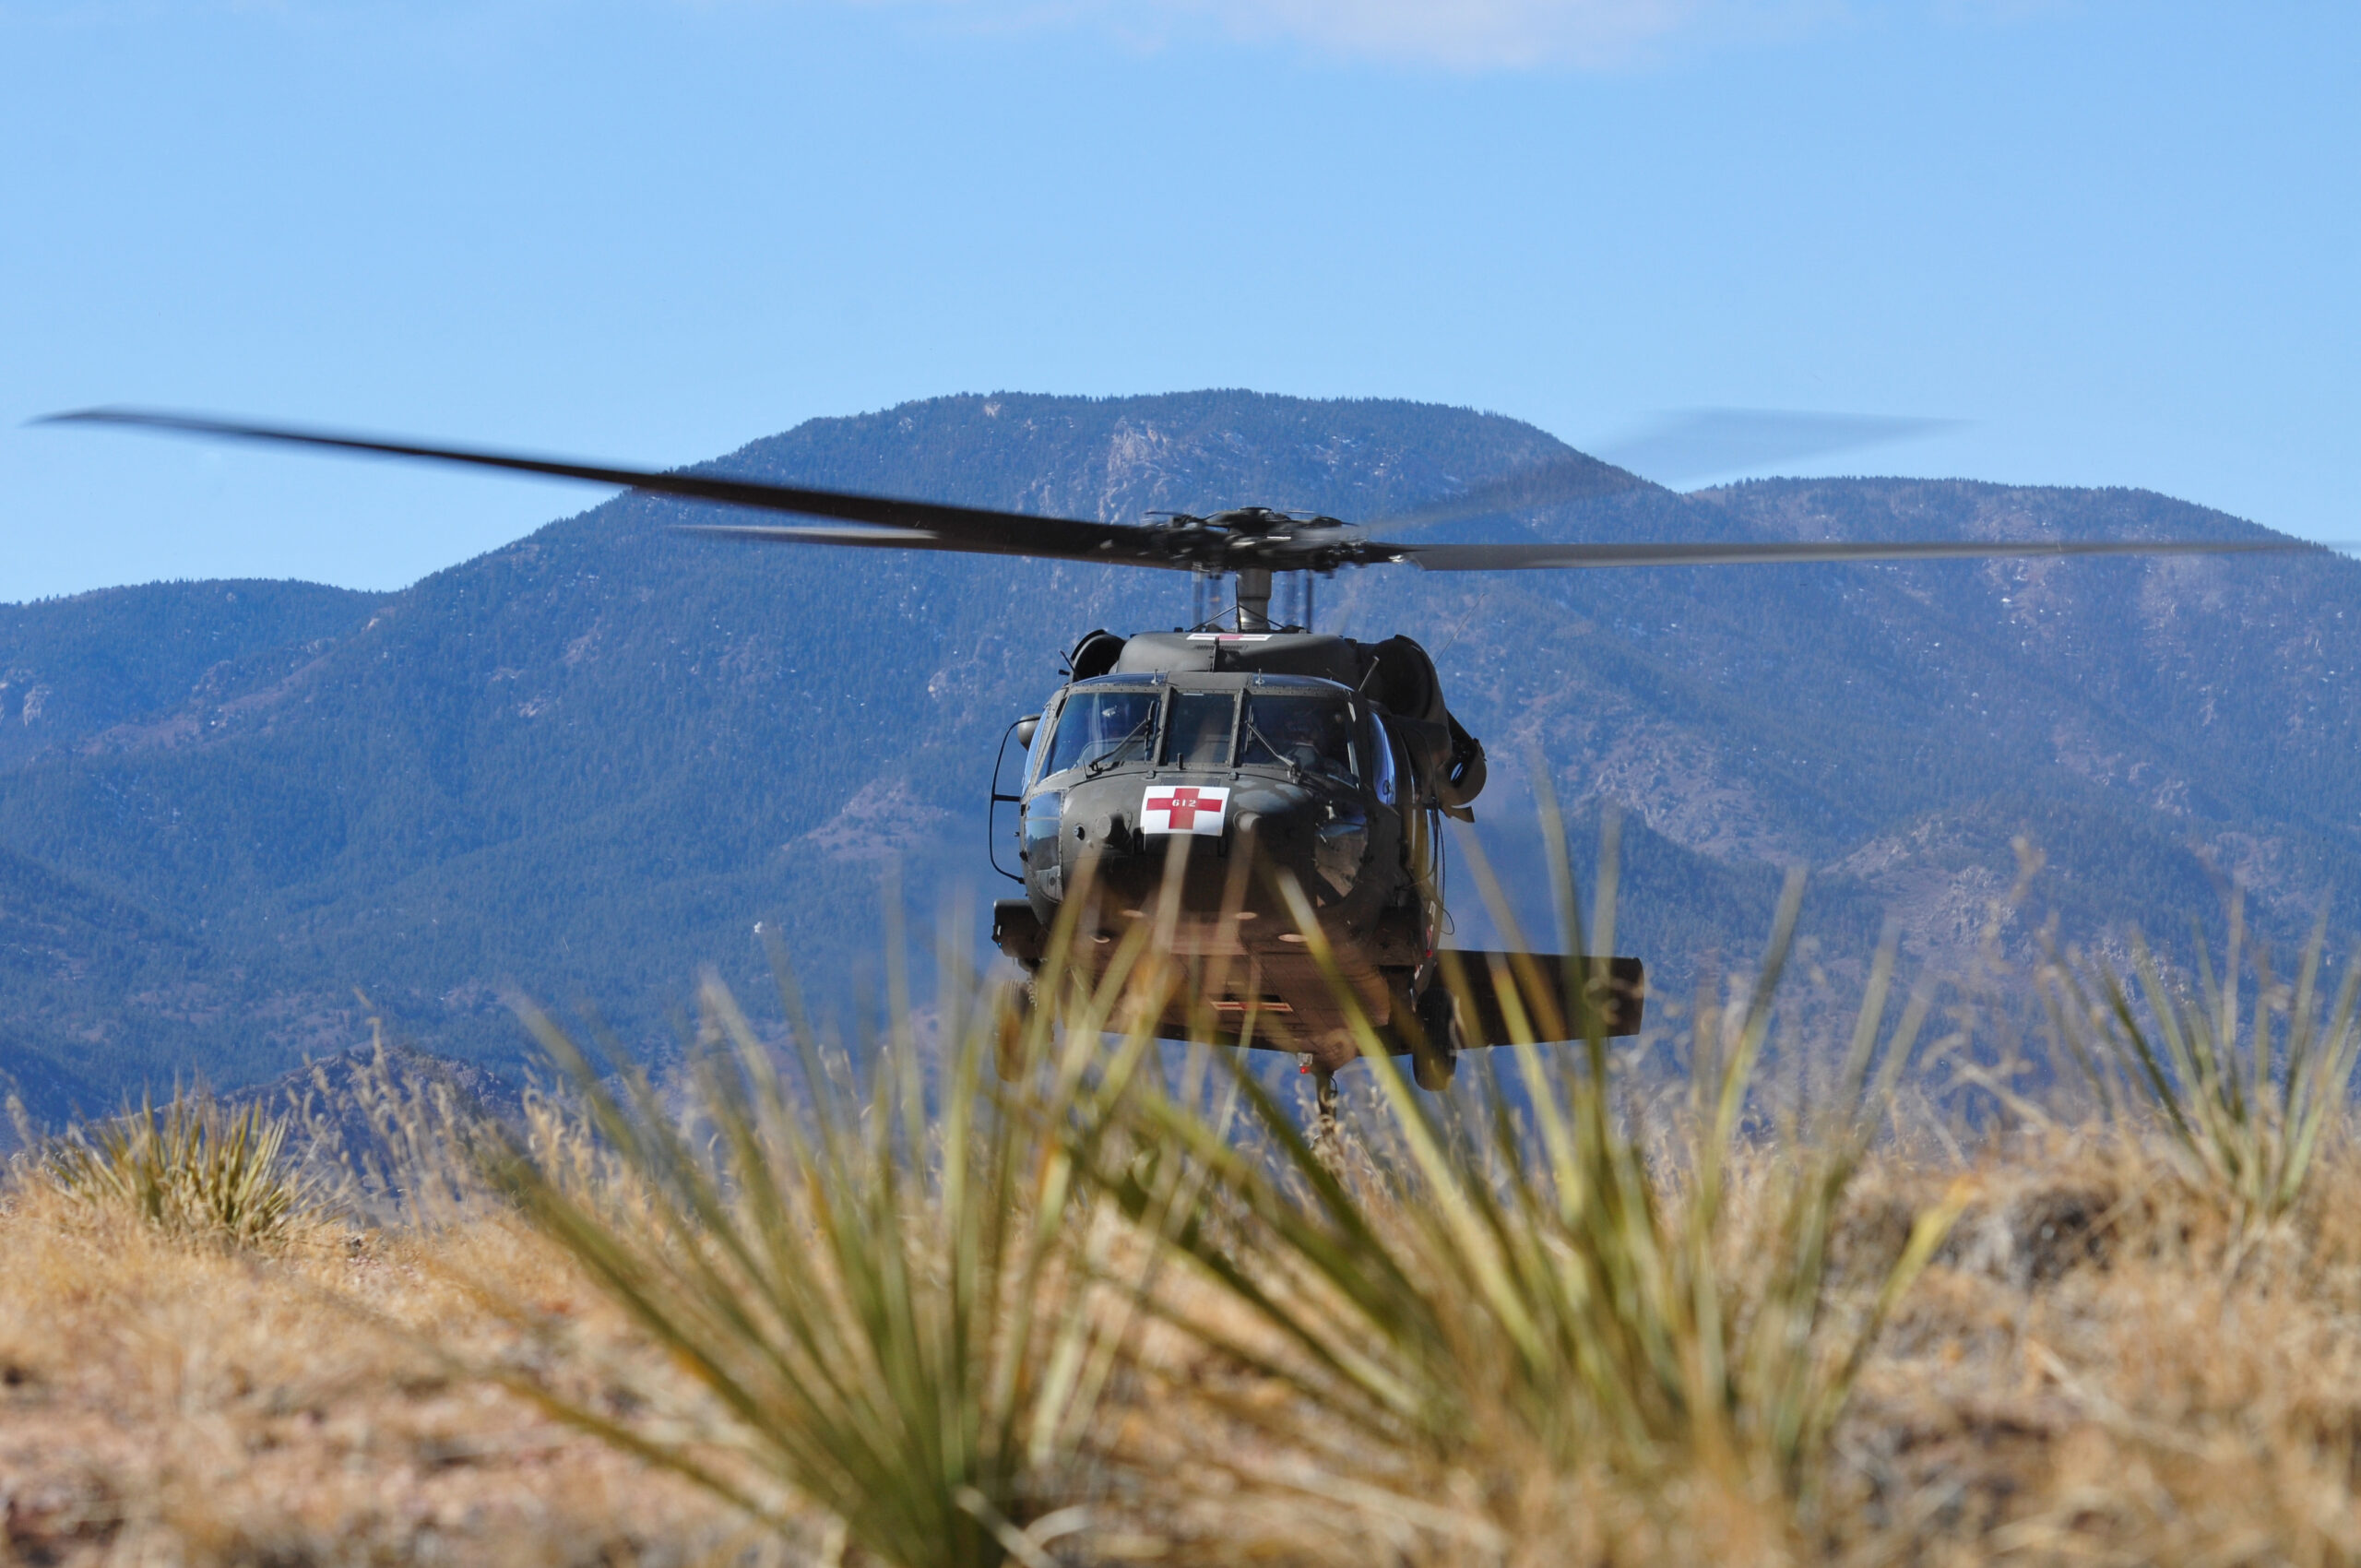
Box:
[1160,692,1236,770]
[1240,694,1358,785]
[1044,689,1159,777]
[1023,697,1061,786]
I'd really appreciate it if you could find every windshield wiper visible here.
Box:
[1242,719,1299,779]
[1086,717,1155,775]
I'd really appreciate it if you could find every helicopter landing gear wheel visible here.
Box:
[1305,1061,1341,1149]
[991,979,1038,1084]
[1412,983,1463,1092]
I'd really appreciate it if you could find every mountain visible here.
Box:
[0,579,376,767]
[1,390,2355,1128]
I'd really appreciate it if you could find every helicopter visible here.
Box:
[38,407,2309,1101]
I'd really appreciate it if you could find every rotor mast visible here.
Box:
[1234,567,1274,632]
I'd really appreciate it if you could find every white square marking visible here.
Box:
[1142,785,1229,836]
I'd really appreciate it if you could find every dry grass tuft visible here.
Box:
[2046,901,2361,1229]
[1074,850,1966,1562]
[41,1093,309,1247]
[476,938,1166,1568]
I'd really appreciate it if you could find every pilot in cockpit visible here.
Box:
[1241,693,1358,785]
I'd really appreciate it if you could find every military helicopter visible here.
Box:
[40,408,2306,1100]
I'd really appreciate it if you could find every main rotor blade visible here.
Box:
[672,521,1148,567]
[39,407,1179,568]
[678,523,941,547]
[1395,537,2315,570]
[1358,453,1658,534]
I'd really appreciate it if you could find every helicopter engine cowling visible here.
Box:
[1356,635,1487,818]
[1435,711,1487,815]
[1358,636,1447,726]
[1068,629,1126,680]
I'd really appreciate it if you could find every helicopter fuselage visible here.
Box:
[991,630,1457,1068]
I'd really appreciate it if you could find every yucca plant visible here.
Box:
[486,873,1179,1568]
[44,1092,305,1246]
[2043,900,2361,1228]
[1088,808,1966,1511]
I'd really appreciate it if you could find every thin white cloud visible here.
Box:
[1173,0,1693,68]
[884,0,1846,69]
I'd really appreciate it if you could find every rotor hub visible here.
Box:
[1149,507,1383,576]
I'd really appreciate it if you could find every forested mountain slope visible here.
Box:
[0,391,2353,1126]
[0,580,376,769]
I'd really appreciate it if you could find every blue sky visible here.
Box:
[2,0,2353,599]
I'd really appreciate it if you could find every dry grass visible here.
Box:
[0,1178,782,1565]
[10,846,2361,1566]
[18,1114,2361,1564]
[15,1102,2361,1562]
[2044,901,2361,1230]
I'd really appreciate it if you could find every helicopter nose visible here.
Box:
[1077,809,1138,855]
[1231,785,1365,897]
[1228,785,1312,853]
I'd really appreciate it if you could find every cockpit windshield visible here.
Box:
[1160,692,1235,769]
[1240,693,1358,785]
[1044,689,1159,777]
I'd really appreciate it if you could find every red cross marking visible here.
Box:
[1151,788,1213,828]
